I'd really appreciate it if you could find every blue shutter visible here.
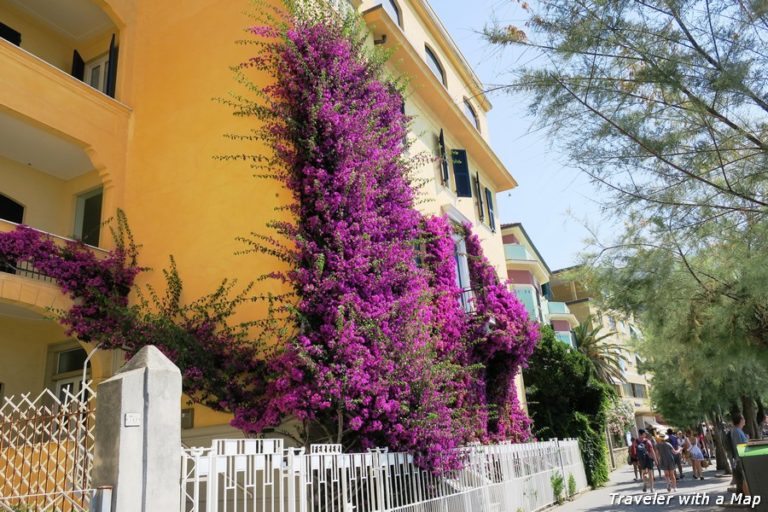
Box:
[451,149,472,198]
[484,187,495,231]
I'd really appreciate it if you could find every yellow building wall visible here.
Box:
[0,315,70,397]
[114,0,286,429]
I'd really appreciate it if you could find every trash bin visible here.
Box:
[738,440,768,512]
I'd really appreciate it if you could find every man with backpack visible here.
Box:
[637,429,658,492]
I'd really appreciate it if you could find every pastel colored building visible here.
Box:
[0,0,518,445]
[500,223,579,346]
[550,268,655,434]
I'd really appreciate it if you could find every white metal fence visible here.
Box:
[0,383,96,512]
[180,438,588,512]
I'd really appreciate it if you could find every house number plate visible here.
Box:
[124,413,142,427]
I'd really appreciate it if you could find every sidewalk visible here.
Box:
[556,464,738,511]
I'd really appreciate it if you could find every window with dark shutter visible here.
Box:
[438,129,449,186]
[0,23,21,46]
[485,186,496,231]
[451,149,472,198]
[474,173,484,221]
[105,34,119,98]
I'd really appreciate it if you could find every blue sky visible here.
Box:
[430,1,611,270]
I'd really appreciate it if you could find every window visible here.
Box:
[84,53,110,94]
[436,130,450,186]
[453,237,472,312]
[425,45,446,86]
[0,193,23,223]
[622,382,647,399]
[46,344,90,403]
[76,34,119,98]
[464,99,480,131]
[74,188,103,247]
[451,149,472,198]
[484,187,496,231]
[541,282,553,300]
[381,0,402,28]
[473,173,484,221]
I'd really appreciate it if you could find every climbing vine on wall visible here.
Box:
[0,0,540,469]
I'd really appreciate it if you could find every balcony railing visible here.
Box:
[504,243,533,261]
[548,301,570,315]
[555,331,574,347]
[0,219,106,284]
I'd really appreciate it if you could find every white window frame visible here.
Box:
[74,187,103,245]
[463,98,480,131]
[453,235,473,312]
[84,53,109,93]
[45,342,90,403]
[424,45,446,86]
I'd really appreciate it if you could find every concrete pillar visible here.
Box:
[92,346,182,512]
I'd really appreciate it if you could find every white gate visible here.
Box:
[181,438,589,512]
[0,384,96,512]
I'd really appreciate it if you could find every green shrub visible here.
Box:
[551,472,565,505]
[568,473,577,498]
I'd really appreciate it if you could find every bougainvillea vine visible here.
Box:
[0,0,541,470]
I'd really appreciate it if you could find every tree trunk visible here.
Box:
[741,395,759,440]
[755,396,765,439]
[713,411,731,474]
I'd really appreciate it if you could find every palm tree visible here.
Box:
[572,315,627,384]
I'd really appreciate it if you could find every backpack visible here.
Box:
[636,440,652,463]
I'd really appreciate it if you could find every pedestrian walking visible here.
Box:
[667,428,684,479]
[637,429,658,493]
[628,437,640,480]
[730,413,750,496]
[657,434,682,492]
[688,433,705,480]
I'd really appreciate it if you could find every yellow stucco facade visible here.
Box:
[0,0,518,444]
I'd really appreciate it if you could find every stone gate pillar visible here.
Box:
[91,345,182,512]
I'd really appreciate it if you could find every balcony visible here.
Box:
[546,300,580,328]
[0,1,129,188]
[505,243,549,284]
[0,218,107,311]
[504,243,532,261]
[548,301,569,315]
[555,331,574,347]
[1,0,121,94]
[512,285,538,321]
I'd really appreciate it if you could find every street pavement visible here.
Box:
[555,464,748,512]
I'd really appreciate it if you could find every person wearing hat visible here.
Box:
[656,433,682,492]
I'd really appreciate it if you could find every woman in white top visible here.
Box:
[688,434,705,480]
